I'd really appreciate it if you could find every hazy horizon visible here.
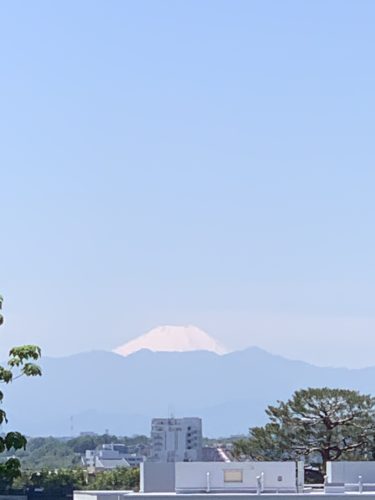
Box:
[32,321,375,370]
[2,1,375,369]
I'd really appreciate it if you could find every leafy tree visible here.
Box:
[0,295,41,488]
[13,467,140,494]
[234,423,295,462]
[8,437,80,469]
[67,434,150,454]
[2,434,150,470]
[234,387,375,470]
[0,458,25,491]
[88,467,140,491]
[14,468,86,495]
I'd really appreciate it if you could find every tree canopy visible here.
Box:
[12,467,140,494]
[88,467,140,491]
[234,387,375,470]
[3,434,150,470]
[0,296,42,489]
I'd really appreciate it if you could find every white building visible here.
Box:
[83,444,144,471]
[175,461,298,493]
[327,461,375,484]
[325,461,375,493]
[150,417,203,462]
[140,460,299,494]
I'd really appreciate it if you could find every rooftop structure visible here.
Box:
[141,460,300,494]
[75,460,375,500]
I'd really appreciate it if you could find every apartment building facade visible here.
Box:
[150,417,203,462]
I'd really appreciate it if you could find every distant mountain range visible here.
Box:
[5,346,375,437]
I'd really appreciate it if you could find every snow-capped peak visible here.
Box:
[114,325,229,357]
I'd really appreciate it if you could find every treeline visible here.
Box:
[3,434,150,470]
[7,467,140,495]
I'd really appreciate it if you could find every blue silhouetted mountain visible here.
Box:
[5,347,375,436]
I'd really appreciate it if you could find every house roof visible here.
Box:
[95,458,130,469]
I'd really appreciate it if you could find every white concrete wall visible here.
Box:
[140,462,175,493]
[75,492,375,500]
[175,461,296,492]
[74,491,131,500]
[327,461,375,484]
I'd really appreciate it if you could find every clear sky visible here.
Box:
[1,1,375,368]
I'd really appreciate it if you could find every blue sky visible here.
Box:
[1,1,375,367]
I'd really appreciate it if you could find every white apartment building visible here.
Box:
[150,417,203,462]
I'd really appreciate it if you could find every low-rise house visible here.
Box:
[83,444,144,471]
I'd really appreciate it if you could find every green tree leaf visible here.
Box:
[0,296,42,489]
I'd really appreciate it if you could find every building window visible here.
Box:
[224,470,243,483]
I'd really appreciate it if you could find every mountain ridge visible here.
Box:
[43,345,356,371]
[6,346,375,437]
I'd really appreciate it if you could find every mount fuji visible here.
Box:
[114,325,229,357]
[6,325,375,437]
